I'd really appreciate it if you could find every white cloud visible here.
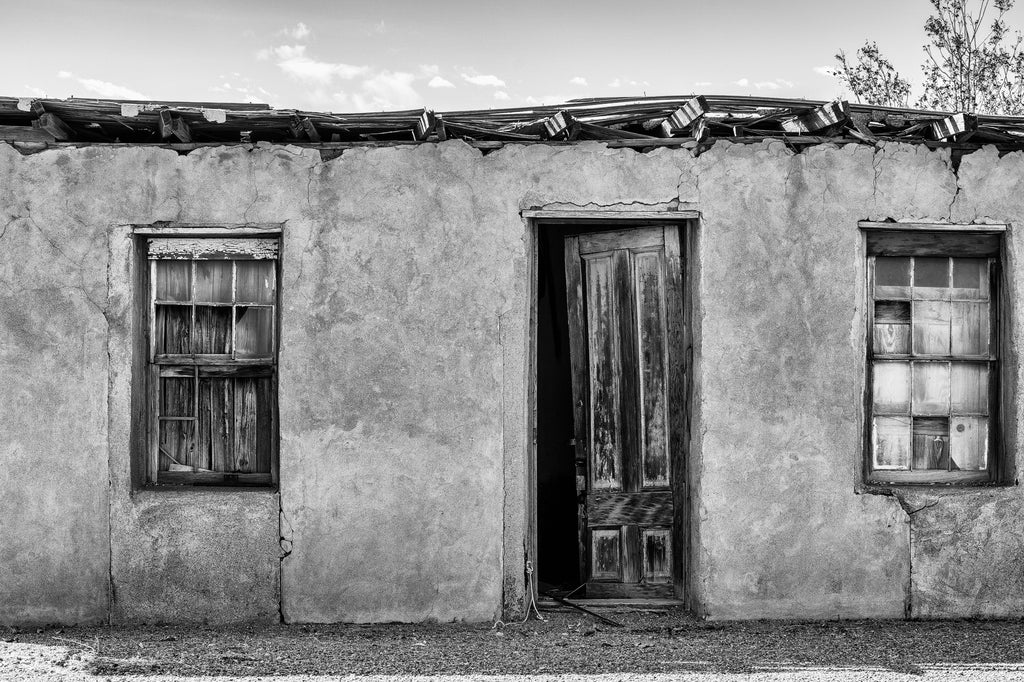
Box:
[734,78,750,87]
[694,81,712,87]
[607,78,622,88]
[271,45,368,84]
[22,85,46,97]
[776,78,795,88]
[57,71,149,99]
[428,76,455,88]
[461,73,506,87]
[419,64,439,76]
[351,70,420,111]
[279,22,311,40]
[210,75,276,105]
[494,91,510,101]
[569,76,588,86]
[754,81,780,90]
[813,65,836,77]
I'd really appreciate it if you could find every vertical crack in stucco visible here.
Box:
[871,148,883,207]
[892,494,940,619]
[104,228,115,625]
[278,500,294,623]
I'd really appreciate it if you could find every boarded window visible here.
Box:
[147,237,278,486]
[865,230,1001,485]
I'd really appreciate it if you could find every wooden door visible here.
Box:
[564,225,686,599]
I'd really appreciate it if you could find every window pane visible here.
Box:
[913,417,949,470]
[913,301,951,355]
[914,257,950,297]
[951,302,989,356]
[235,306,274,357]
[952,258,988,299]
[195,261,232,303]
[236,261,276,304]
[160,377,193,417]
[194,306,232,353]
[913,362,950,415]
[950,416,988,471]
[875,257,911,299]
[873,301,911,354]
[155,261,191,301]
[873,362,911,413]
[155,305,191,354]
[873,416,911,469]
[159,420,197,471]
[951,362,988,414]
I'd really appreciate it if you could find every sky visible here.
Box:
[0,0,970,113]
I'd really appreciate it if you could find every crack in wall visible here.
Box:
[278,501,294,623]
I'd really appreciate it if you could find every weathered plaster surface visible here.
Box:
[1,137,1023,624]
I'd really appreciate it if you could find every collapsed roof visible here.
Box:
[2,94,1023,154]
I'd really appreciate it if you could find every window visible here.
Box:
[146,236,279,486]
[864,225,1003,485]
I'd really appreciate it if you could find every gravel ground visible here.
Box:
[3,607,1024,681]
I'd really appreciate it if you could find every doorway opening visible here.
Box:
[533,220,690,600]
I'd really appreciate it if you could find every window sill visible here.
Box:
[865,469,998,487]
[152,471,275,487]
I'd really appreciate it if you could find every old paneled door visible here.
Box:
[564,224,686,599]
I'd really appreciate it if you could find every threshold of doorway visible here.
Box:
[538,597,684,610]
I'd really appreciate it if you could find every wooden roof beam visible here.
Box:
[931,112,976,140]
[31,113,74,141]
[158,110,192,143]
[413,109,436,141]
[659,96,709,137]
[781,100,850,134]
[543,111,576,140]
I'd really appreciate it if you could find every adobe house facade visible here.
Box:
[1,96,1023,625]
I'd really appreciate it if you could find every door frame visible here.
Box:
[522,210,699,607]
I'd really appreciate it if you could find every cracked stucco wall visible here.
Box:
[0,138,1021,624]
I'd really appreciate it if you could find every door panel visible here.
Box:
[565,224,686,599]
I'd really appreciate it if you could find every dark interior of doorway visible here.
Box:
[536,225,579,590]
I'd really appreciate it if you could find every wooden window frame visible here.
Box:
[861,222,1006,487]
[139,227,281,488]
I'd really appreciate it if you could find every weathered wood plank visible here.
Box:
[155,305,191,354]
[32,113,74,141]
[209,378,233,472]
[0,124,54,141]
[664,224,688,601]
[256,376,273,474]
[563,234,589,585]
[584,253,623,490]
[588,491,673,526]
[194,306,232,354]
[613,249,640,493]
[622,524,640,584]
[234,378,257,473]
[634,250,669,487]
[578,228,664,255]
[866,231,1001,257]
